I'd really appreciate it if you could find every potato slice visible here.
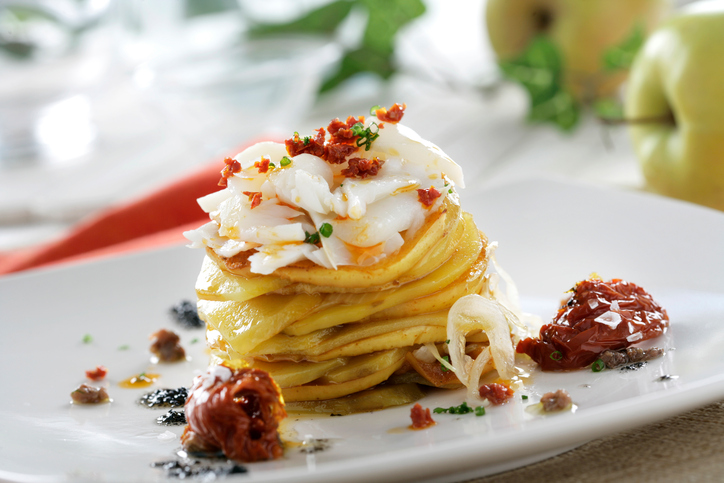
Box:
[282,353,406,401]
[198,292,323,354]
[285,384,426,415]
[319,348,409,384]
[282,213,484,336]
[195,255,291,302]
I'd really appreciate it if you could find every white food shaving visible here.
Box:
[594,311,622,328]
[184,116,465,274]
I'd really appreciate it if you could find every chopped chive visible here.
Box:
[190,338,199,344]
[522,394,529,400]
[118,344,130,351]
[448,188,453,194]
[475,406,485,416]
[550,350,563,361]
[319,223,333,238]
[592,359,605,372]
[370,105,381,115]
[268,162,275,168]
[445,339,450,344]
[82,334,93,344]
[304,231,320,244]
[280,156,292,167]
[441,355,450,373]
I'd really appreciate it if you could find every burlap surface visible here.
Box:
[467,401,724,483]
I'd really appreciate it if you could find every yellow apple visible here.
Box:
[486,0,669,102]
[625,0,724,211]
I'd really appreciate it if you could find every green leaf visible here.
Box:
[248,0,355,37]
[528,90,580,131]
[320,46,394,92]
[498,36,562,104]
[602,23,645,71]
[593,97,624,120]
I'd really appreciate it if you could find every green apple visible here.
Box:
[625,0,724,211]
[486,0,669,102]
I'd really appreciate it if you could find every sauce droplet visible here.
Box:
[119,373,159,388]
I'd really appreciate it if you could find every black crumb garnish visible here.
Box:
[152,459,247,478]
[156,409,187,426]
[619,362,647,371]
[139,387,189,408]
[170,300,204,329]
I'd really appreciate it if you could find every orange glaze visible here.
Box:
[342,241,386,265]
[119,373,159,388]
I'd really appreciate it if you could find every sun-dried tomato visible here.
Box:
[375,103,406,123]
[85,365,108,381]
[243,191,262,209]
[516,278,669,371]
[181,366,286,462]
[219,157,241,187]
[254,156,271,173]
[417,187,441,207]
[325,143,358,164]
[409,403,435,430]
[285,128,326,157]
[478,382,514,405]
[342,157,384,179]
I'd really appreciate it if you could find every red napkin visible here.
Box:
[0,161,224,276]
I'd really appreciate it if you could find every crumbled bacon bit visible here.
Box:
[219,157,241,187]
[342,157,385,179]
[375,103,406,123]
[71,384,110,404]
[325,143,358,164]
[254,156,271,173]
[417,187,442,207]
[478,382,514,405]
[150,329,186,363]
[243,191,263,209]
[328,116,365,145]
[409,403,435,430]
[85,365,108,381]
[285,128,326,157]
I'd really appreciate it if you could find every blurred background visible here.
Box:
[0,0,701,252]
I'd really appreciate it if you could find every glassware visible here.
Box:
[0,0,114,167]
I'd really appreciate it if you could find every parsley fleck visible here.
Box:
[82,334,93,344]
[448,188,452,194]
[433,401,485,416]
[118,344,130,351]
[280,156,292,167]
[304,231,320,244]
[522,394,529,400]
[445,339,450,344]
[303,136,311,145]
[190,338,199,344]
[319,223,333,238]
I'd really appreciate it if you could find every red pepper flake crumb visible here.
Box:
[417,186,442,207]
[242,191,263,209]
[218,157,241,187]
[285,128,326,158]
[328,116,365,145]
[342,157,385,179]
[85,365,108,381]
[254,156,271,173]
[478,382,514,405]
[409,403,436,430]
[375,103,406,123]
[325,143,358,165]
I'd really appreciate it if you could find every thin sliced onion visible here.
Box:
[447,294,518,403]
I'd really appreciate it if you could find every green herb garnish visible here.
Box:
[190,338,199,344]
[440,355,450,373]
[370,105,382,115]
[304,231,320,244]
[82,334,93,344]
[350,122,380,151]
[118,344,130,351]
[475,406,485,416]
[280,156,292,167]
[268,162,276,168]
[522,394,529,400]
[550,350,563,361]
[319,223,333,238]
[433,401,485,416]
[602,23,645,71]
[592,359,606,372]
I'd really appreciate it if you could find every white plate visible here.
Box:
[1,178,723,483]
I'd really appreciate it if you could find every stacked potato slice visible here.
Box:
[197,198,492,413]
